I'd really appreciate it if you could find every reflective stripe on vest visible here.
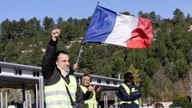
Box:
[119,83,139,105]
[44,75,77,108]
[80,85,97,108]
[8,105,16,108]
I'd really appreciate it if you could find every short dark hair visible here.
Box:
[55,50,68,60]
[124,72,134,79]
[82,73,91,82]
[82,73,90,77]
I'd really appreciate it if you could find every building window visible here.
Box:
[33,72,39,77]
[14,69,22,75]
[19,70,22,75]
[36,72,39,77]
[113,81,117,85]
[97,79,101,83]
[106,80,109,84]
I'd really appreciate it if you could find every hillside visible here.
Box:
[0,8,192,103]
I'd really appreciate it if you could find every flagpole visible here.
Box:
[76,43,84,64]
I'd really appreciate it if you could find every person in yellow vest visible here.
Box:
[8,101,16,108]
[80,74,102,108]
[42,29,85,108]
[8,105,16,108]
[117,72,142,108]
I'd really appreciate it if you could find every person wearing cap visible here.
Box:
[80,74,102,108]
[117,72,142,108]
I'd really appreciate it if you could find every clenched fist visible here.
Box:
[51,29,61,41]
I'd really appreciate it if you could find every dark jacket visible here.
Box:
[42,39,85,108]
[80,85,101,102]
[117,83,142,108]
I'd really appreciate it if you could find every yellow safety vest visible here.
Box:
[8,105,16,108]
[80,85,97,108]
[44,75,77,108]
[119,83,139,105]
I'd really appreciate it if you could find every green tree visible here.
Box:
[165,62,178,81]
[142,57,160,77]
[110,49,127,78]
[4,41,18,62]
[171,96,192,108]
[172,8,184,24]
[60,22,81,44]
[149,67,175,101]
[43,16,54,33]
[80,43,97,74]
[175,59,190,77]
[25,17,42,37]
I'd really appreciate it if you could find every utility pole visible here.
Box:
[118,72,121,79]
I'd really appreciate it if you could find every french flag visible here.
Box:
[83,5,154,48]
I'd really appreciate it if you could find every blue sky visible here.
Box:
[1,0,192,23]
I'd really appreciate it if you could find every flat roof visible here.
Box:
[0,61,123,91]
[0,75,39,89]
